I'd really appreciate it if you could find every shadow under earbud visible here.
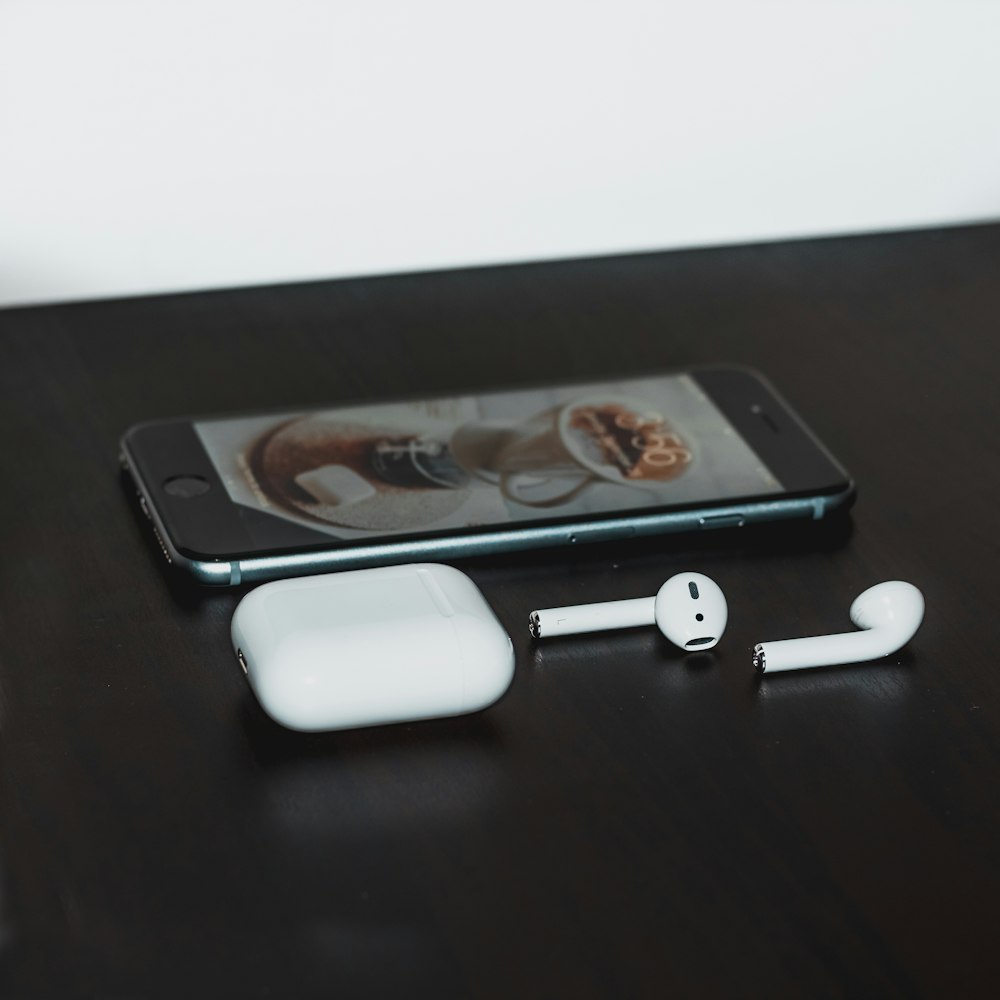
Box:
[680,650,718,672]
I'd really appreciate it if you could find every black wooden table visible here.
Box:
[2,224,999,998]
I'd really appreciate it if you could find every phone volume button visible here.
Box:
[699,514,745,530]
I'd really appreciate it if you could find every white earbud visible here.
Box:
[752,580,924,673]
[529,572,728,651]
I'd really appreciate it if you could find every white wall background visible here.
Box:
[1,0,998,308]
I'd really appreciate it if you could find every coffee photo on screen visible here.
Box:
[194,375,780,540]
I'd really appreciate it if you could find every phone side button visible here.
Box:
[699,514,745,530]
[568,525,636,544]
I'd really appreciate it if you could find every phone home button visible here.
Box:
[163,475,211,498]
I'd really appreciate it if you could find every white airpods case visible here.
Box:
[231,563,515,732]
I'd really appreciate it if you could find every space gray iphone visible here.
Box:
[120,367,854,585]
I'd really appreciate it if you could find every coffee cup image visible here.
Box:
[449,396,692,508]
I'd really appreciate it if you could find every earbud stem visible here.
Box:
[753,631,896,673]
[530,597,656,639]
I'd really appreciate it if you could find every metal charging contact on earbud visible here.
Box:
[528,612,542,639]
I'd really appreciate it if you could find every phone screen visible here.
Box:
[192,373,784,543]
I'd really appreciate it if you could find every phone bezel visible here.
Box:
[122,366,854,570]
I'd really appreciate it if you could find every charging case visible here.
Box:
[231,563,515,732]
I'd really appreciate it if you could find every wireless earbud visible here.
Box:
[529,572,728,650]
[752,580,924,673]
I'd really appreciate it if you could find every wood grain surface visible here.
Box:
[1,224,999,998]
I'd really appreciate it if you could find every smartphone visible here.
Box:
[120,366,854,586]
